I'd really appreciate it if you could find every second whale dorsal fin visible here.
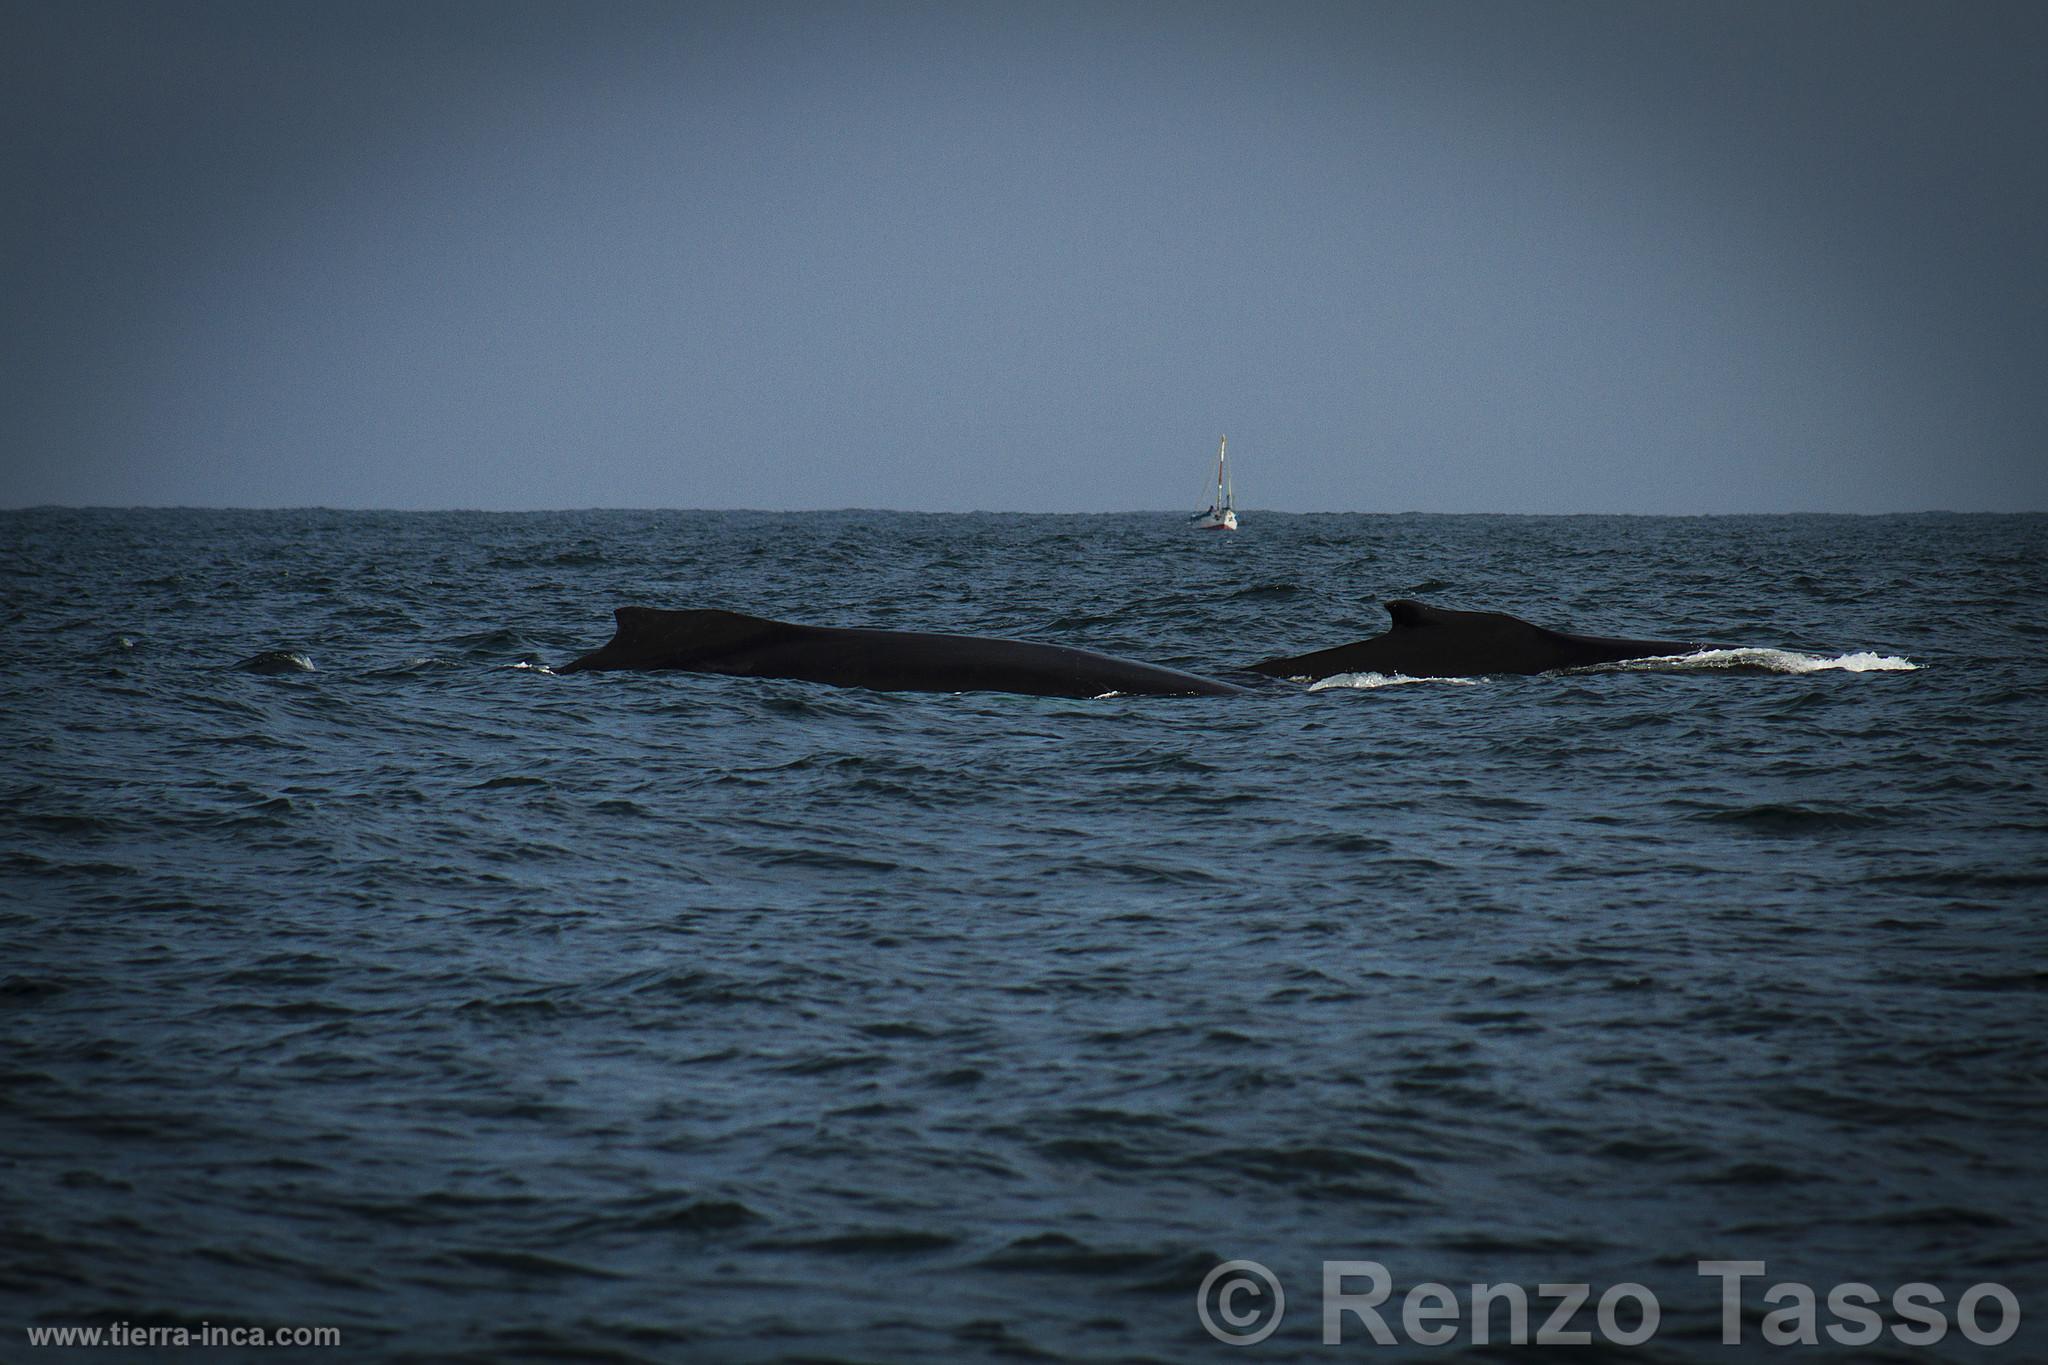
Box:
[1384,599,1542,634]
[1384,599,1471,630]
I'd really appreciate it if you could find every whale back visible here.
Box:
[559,607,1245,697]
[1246,599,1704,680]
[562,600,1704,691]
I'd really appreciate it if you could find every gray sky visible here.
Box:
[4,0,2043,513]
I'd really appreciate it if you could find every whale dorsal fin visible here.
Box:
[1384,599,1459,630]
[561,606,798,672]
[608,607,793,661]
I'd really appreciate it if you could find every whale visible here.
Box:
[558,601,1710,696]
[1246,599,1706,681]
[558,606,1248,697]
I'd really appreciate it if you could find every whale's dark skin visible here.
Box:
[559,607,1248,697]
[559,601,1709,696]
[1246,599,1706,681]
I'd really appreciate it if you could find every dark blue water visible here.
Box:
[4,509,2044,1362]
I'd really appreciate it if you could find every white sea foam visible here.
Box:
[1307,671,1483,691]
[1605,648,1919,675]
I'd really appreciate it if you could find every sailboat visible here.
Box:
[1190,435,1238,530]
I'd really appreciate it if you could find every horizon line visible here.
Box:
[4,504,2038,518]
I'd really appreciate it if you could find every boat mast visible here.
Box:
[1216,435,1227,513]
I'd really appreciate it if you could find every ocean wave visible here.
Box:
[231,650,315,673]
[366,655,462,677]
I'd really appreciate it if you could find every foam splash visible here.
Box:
[1307,672,1483,692]
[1607,648,1918,675]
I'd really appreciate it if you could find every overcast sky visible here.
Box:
[4,0,2043,513]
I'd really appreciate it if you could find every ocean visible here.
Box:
[3,508,2043,1362]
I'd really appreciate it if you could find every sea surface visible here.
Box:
[3,508,2044,1363]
